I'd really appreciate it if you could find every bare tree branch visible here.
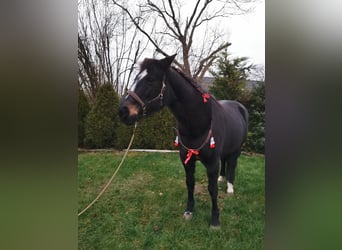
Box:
[166,0,183,38]
[187,0,212,50]
[78,0,150,97]
[146,0,181,39]
[112,1,168,57]
[184,0,201,35]
[193,42,231,80]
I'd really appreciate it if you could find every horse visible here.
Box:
[119,54,248,228]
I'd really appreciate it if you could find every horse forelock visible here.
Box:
[139,58,154,71]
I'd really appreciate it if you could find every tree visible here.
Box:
[78,0,149,99]
[244,81,265,153]
[113,0,255,82]
[209,51,254,103]
[78,88,91,147]
[209,51,265,153]
[84,83,120,148]
[115,108,175,150]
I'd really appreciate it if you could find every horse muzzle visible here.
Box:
[119,99,143,125]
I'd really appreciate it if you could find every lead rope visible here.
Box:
[78,122,138,217]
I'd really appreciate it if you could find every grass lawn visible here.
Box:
[78,152,265,249]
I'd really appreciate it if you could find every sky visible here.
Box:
[227,0,265,67]
[139,0,265,68]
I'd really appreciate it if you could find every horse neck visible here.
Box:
[165,69,211,136]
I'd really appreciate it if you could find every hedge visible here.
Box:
[78,88,90,147]
[115,107,175,150]
[84,83,120,148]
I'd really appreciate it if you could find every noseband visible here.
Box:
[127,80,166,116]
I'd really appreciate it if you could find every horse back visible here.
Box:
[219,100,248,127]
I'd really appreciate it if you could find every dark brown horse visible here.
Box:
[119,55,248,228]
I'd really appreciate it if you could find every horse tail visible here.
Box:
[238,104,248,125]
[237,103,249,141]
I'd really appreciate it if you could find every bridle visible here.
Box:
[126,79,166,116]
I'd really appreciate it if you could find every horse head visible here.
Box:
[119,54,176,125]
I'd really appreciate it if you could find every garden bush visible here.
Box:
[78,88,90,147]
[115,107,175,150]
[84,83,120,148]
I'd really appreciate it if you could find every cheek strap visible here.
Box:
[127,90,146,113]
[126,81,166,116]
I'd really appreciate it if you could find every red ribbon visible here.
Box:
[184,149,199,165]
[202,93,210,103]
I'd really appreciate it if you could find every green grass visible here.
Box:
[78,152,265,249]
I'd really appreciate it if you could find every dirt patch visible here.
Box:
[241,151,264,157]
[194,183,207,196]
[195,183,228,207]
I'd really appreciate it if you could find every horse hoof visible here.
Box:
[183,211,193,220]
[227,182,234,194]
[218,176,225,182]
[209,224,221,230]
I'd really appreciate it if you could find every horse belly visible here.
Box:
[220,115,246,157]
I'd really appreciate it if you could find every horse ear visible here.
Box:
[159,54,176,69]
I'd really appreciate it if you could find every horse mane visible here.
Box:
[171,66,209,95]
[139,59,209,96]
[171,66,194,83]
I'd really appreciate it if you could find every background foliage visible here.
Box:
[78,88,90,148]
[209,51,253,102]
[243,82,265,153]
[114,108,175,150]
[83,83,120,148]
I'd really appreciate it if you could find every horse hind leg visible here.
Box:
[218,158,226,182]
[206,161,220,229]
[226,150,241,195]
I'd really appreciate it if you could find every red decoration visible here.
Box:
[184,149,199,164]
[210,136,216,149]
[202,93,210,103]
[174,136,179,147]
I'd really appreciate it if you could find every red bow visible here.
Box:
[184,149,199,164]
[202,93,210,103]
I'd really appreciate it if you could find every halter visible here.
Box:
[127,80,166,116]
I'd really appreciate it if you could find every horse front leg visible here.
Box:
[206,161,220,229]
[182,160,196,220]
